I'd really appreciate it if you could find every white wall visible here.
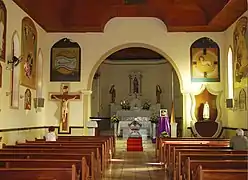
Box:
[222,9,248,130]
[0,0,47,143]
[92,60,182,118]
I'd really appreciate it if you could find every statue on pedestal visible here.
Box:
[109,84,116,103]
[203,101,210,120]
[156,85,162,104]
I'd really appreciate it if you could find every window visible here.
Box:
[227,47,233,99]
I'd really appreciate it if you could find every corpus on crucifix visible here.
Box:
[49,84,81,133]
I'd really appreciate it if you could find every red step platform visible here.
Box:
[126,137,143,151]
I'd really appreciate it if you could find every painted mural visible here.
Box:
[0,0,6,62]
[190,37,220,82]
[50,38,81,82]
[233,16,248,86]
[20,17,37,89]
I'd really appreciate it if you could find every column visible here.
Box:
[82,90,92,135]
[170,68,177,137]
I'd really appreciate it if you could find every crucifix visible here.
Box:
[49,84,81,133]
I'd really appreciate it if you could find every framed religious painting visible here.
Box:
[20,17,37,89]
[50,38,81,82]
[190,37,220,82]
[24,88,32,110]
[160,109,168,117]
[233,16,248,85]
[0,0,6,62]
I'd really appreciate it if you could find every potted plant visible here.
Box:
[160,131,170,138]
[142,100,151,110]
[150,114,159,143]
[121,100,130,110]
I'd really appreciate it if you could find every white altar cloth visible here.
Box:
[117,116,151,137]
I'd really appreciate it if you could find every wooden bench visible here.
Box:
[170,146,231,169]
[160,140,229,163]
[185,159,248,180]
[166,144,230,167]
[0,158,89,180]
[0,165,78,180]
[156,138,229,158]
[4,143,106,173]
[177,153,248,180]
[0,152,100,180]
[192,165,248,180]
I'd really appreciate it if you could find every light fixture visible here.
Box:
[6,56,22,70]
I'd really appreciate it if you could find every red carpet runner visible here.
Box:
[126,137,143,151]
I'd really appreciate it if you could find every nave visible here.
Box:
[103,139,167,180]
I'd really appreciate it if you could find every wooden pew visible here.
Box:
[4,143,106,173]
[160,140,229,163]
[185,159,248,180]
[167,144,230,167]
[0,147,101,173]
[177,153,248,180]
[0,152,99,180]
[57,135,115,155]
[0,158,89,180]
[192,165,248,180]
[0,164,78,180]
[25,140,110,166]
[170,146,230,169]
[156,138,229,159]
[174,149,248,180]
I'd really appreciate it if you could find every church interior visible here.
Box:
[0,0,247,179]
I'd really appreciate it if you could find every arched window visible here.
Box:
[227,47,233,99]
[37,49,43,98]
[11,31,21,108]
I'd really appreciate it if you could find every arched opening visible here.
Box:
[11,31,21,109]
[37,49,43,97]
[90,47,183,137]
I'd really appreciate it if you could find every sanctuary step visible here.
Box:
[127,137,143,152]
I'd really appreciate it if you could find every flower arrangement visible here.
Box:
[142,100,151,110]
[160,131,170,138]
[121,100,130,110]
[111,115,120,123]
[150,114,159,124]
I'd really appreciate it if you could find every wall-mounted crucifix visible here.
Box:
[49,83,81,133]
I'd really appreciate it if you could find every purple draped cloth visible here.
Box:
[158,116,170,136]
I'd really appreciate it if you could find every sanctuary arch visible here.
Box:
[84,42,186,135]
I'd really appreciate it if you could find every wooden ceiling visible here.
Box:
[13,0,247,32]
[107,47,163,60]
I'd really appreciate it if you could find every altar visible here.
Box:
[117,110,152,139]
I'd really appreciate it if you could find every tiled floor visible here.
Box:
[103,138,168,180]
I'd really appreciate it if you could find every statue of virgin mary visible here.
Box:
[203,101,210,120]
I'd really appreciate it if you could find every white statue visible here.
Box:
[203,101,210,120]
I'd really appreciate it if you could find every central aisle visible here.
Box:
[103,139,168,180]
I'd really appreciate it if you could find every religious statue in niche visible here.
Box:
[239,88,247,110]
[190,37,220,82]
[156,85,162,104]
[129,72,142,96]
[49,84,81,133]
[24,89,32,110]
[109,84,116,103]
[0,1,6,62]
[203,101,210,120]
[233,17,248,83]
